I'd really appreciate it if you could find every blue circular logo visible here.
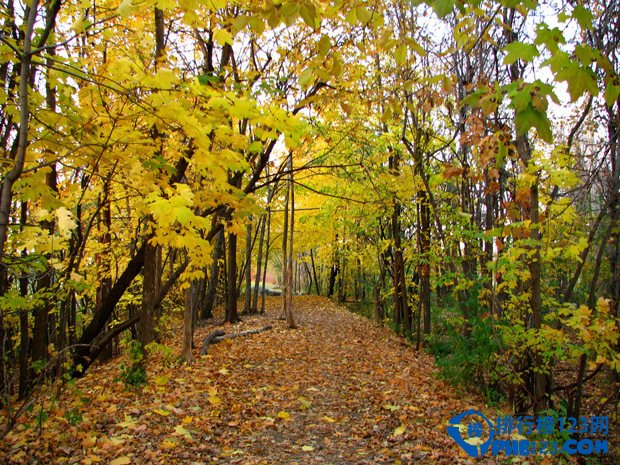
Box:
[446,409,495,458]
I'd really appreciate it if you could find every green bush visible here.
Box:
[116,340,147,391]
[427,307,503,404]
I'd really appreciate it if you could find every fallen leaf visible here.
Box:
[154,375,170,386]
[208,395,221,406]
[109,457,131,465]
[160,438,179,450]
[174,424,193,439]
[383,404,400,411]
[81,454,103,464]
[81,435,97,448]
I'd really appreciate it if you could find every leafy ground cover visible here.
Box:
[0,297,593,464]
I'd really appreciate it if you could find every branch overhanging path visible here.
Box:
[1,297,496,464]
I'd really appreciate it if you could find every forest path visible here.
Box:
[2,296,497,464]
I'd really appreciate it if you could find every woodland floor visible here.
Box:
[0,296,604,464]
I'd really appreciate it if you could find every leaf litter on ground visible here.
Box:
[0,296,569,464]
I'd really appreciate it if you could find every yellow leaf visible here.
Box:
[395,45,407,66]
[231,15,249,35]
[595,354,607,365]
[318,35,331,57]
[302,445,315,451]
[109,457,131,465]
[109,436,127,446]
[154,375,170,386]
[299,67,314,90]
[174,424,193,439]
[383,404,400,411]
[277,411,291,420]
[160,438,179,450]
[321,416,336,423]
[117,415,138,428]
[394,425,406,436]
[116,0,137,17]
[213,29,233,46]
[356,6,372,24]
[248,16,265,34]
[153,408,171,416]
[81,454,102,464]
[218,367,229,375]
[208,396,221,406]
[56,207,77,238]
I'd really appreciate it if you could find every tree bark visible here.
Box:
[285,159,296,328]
[137,241,160,346]
[225,231,240,323]
[391,201,403,328]
[244,217,253,313]
[137,6,166,347]
[420,192,431,335]
[0,1,40,256]
[328,234,339,298]
[203,227,224,319]
[72,243,146,376]
[252,215,266,311]
[281,177,290,318]
[310,249,321,295]
[518,133,547,413]
[261,205,272,314]
[18,203,29,398]
[181,280,199,364]
[505,7,548,413]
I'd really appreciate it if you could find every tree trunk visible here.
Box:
[391,202,403,328]
[225,231,240,323]
[95,190,113,361]
[285,160,296,328]
[328,264,338,298]
[181,280,199,364]
[420,192,431,335]
[137,6,166,347]
[310,249,321,295]
[505,7,548,412]
[203,227,224,319]
[252,215,266,311]
[244,217,253,313]
[261,205,272,314]
[517,133,548,413]
[0,1,40,257]
[72,243,146,376]
[281,178,289,318]
[18,203,29,398]
[137,241,160,346]
[338,237,346,303]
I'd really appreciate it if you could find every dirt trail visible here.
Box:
[2,296,498,464]
[182,297,494,464]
